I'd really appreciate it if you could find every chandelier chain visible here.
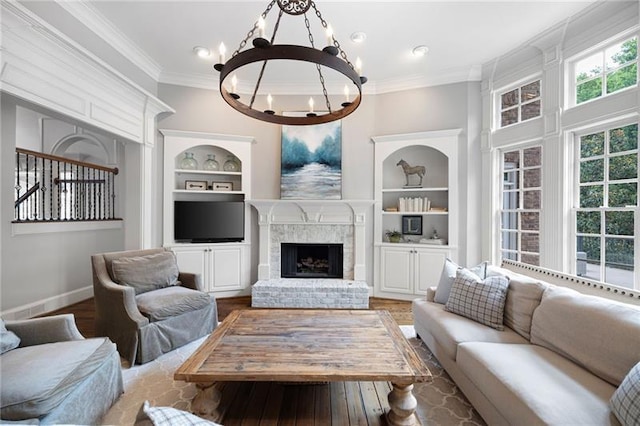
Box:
[310,2,355,70]
[304,12,332,113]
[233,0,277,58]
[249,9,284,109]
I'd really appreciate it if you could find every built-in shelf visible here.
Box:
[382,211,449,216]
[175,169,242,176]
[382,187,448,193]
[172,190,245,195]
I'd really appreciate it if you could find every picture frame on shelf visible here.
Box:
[185,180,207,191]
[212,181,233,191]
[402,215,423,235]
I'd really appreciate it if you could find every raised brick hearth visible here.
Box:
[251,279,369,309]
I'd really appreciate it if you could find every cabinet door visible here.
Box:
[380,247,413,294]
[172,247,209,290]
[210,247,243,291]
[414,249,447,294]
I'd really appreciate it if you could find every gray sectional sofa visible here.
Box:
[1,314,123,424]
[413,262,640,425]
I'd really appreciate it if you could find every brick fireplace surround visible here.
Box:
[247,200,373,308]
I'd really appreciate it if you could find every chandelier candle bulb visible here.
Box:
[355,57,363,76]
[231,75,238,94]
[258,17,266,38]
[309,97,314,112]
[265,94,275,114]
[219,42,226,64]
[326,25,333,45]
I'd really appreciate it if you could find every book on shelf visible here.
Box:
[397,197,432,212]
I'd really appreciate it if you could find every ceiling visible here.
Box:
[43,1,599,94]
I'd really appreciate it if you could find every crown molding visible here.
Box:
[55,0,163,81]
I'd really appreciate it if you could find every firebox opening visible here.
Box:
[281,243,343,279]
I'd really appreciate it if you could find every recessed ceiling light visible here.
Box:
[350,31,367,43]
[412,45,429,57]
[193,46,211,58]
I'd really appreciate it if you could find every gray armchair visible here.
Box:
[91,248,218,365]
[1,314,123,424]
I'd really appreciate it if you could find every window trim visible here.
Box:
[566,30,639,109]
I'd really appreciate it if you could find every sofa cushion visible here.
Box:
[445,269,509,330]
[0,337,116,420]
[457,342,618,426]
[611,361,640,426]
[136,286,212,322]
[112,251,179,295]
[434,258,487,304]
[413,299,527,361]
[531,285,640,386]
[503,276,547,340]
[0,320,20,354]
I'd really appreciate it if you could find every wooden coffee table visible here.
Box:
[175,309,432,425]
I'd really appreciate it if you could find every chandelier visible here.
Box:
[214,0,367,126]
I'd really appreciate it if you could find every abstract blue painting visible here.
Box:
[280,117,342,199]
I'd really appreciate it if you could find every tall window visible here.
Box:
[573,36,638,105]
[499,80,541,128]
[500,145,542,265]
[575,123,638,288]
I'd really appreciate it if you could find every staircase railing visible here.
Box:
[14,148,120,222]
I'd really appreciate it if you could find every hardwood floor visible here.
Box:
[42,296,414,339]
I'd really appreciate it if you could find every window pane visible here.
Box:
[501,89,518,108]
[502,231,517,250]
[580,159,604,183]
[521,81,540,102]
[609,154,637,180]
[521,100,541,121]
[520,212,539,231]
[577,211,600,234]
[606,63,638,94]
[501,212,518,230]
[523,146,542,167]
[576,52,603,81]
[605,38,637,71]
[605,238,634,288]
[503,191,519,209]
[610,124,638,153]
[580,185,603,208]
[503,170,519,190]
[502,251,517,261]
[609,182,637,207]
[576,79,602,104]
[581,235,601,281]
[521,233,539,253]
[523,190,541,209]
[581,132,605,158]
[504,150,520,165]
[521,253,539,266]
[501,108,518,127]
[606,211,634,236]
[523,169,541,188]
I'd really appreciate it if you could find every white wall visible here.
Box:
[1,96,126,316]
[157,81,483,283]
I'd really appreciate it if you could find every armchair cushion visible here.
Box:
[111,251,179,295]
[0,320,20,354]
[136,286,212,322]
[1,337,116,420]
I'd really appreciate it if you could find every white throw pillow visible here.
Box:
[445,268,510,330]
[0,320,20,354]
[142,401,222,426]
[433,258,487,304]
[610,362,640,426]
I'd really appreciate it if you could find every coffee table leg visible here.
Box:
[192,382,223,422]
[387,382,419,426]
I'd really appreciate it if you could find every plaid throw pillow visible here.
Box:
[611,362,640,426]
[142,401,221,426]
[445,268,509,330]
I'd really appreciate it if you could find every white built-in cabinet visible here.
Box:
[372,130,461,300]
[160,129,254,297]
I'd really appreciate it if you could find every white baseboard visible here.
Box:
[1,286,93,320]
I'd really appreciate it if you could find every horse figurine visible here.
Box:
[397,159,426,187]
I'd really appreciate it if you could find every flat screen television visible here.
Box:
[174,201,244,243]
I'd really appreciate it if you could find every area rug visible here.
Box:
[100,326,485,425]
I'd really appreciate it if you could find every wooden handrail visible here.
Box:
[16,148,119,174]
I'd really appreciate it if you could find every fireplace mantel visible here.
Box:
[247,200,374,281]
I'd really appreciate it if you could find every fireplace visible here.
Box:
[281,243,344,279]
